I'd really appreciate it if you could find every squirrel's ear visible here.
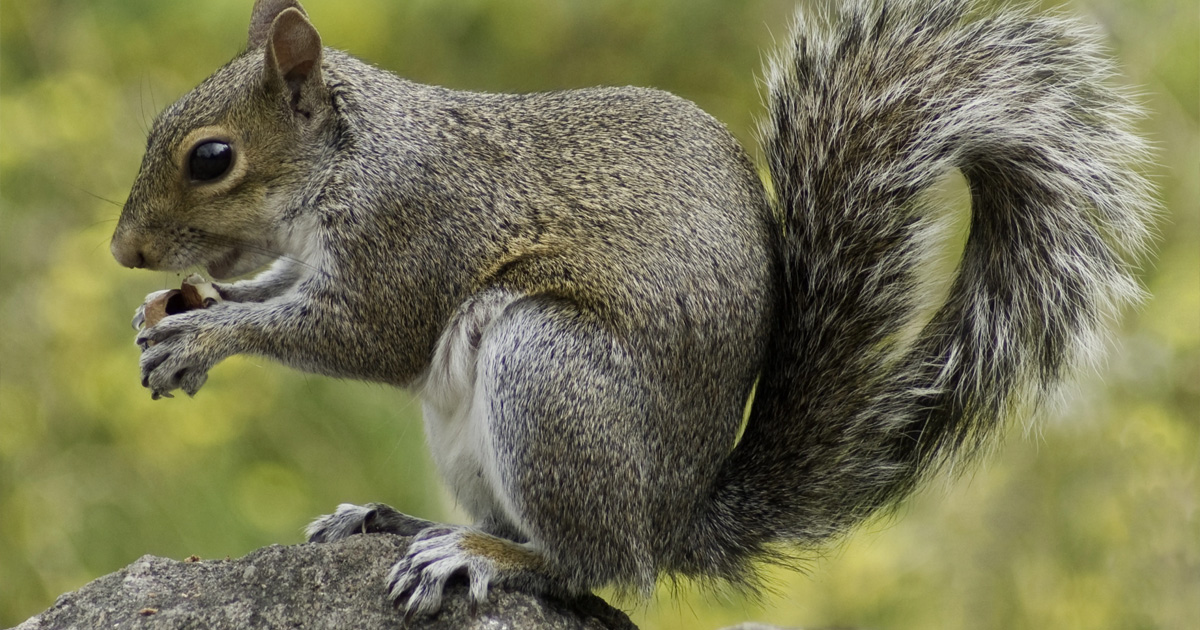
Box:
[248,0,308,49]
[264,8,324,117]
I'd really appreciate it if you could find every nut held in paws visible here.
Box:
[142,275,222,328]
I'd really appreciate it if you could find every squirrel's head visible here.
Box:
[112,0,331,280]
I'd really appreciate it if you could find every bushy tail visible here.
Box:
[684,0,1154,583]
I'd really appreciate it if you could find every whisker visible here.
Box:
[83,217,120,230]
[139,74,152,137]
[149,80,160,119]
[91,236,115,257]
[81,189,125,208]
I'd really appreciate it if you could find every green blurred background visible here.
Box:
[1,0,1195,628]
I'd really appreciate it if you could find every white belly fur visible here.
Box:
[418,290,521,526]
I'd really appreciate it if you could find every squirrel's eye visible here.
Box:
[188,140,233,182]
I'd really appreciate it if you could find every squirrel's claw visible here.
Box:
[306,503,377,543]
[307,505,505,616]
[308,503,436,542]
[388,526,497,618]
[132,289,174,332]
[137,314,217,399]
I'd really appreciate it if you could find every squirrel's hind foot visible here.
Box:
[390,525,559,619]
[306,502,433,542]
[308,504,563,617]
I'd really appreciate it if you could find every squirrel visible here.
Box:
[110,0,1153,618]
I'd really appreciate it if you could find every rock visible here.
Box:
[16,534,637,629]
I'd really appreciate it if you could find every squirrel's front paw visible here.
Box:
[136,313,220,399]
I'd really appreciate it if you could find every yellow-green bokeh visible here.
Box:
[1,1,1196,628]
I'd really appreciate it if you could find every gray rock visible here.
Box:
[16,534,637,629]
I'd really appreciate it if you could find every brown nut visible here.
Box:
[142,277,221,328]
[142,289,183,329]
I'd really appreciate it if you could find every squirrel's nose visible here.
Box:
[111,235,147,269]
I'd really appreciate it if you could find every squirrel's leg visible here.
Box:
[388,294,656,616]
[135,271,406,398]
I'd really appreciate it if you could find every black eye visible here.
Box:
[188,140,233,182]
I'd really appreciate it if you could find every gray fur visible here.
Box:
[111,0,1153,616]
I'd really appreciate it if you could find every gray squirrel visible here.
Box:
[110,0,1153,618]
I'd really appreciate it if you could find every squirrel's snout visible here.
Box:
[111,234,147,269]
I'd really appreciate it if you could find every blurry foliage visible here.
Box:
[1,0,1196,628]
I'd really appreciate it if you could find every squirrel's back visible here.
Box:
[328,52,776,322]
